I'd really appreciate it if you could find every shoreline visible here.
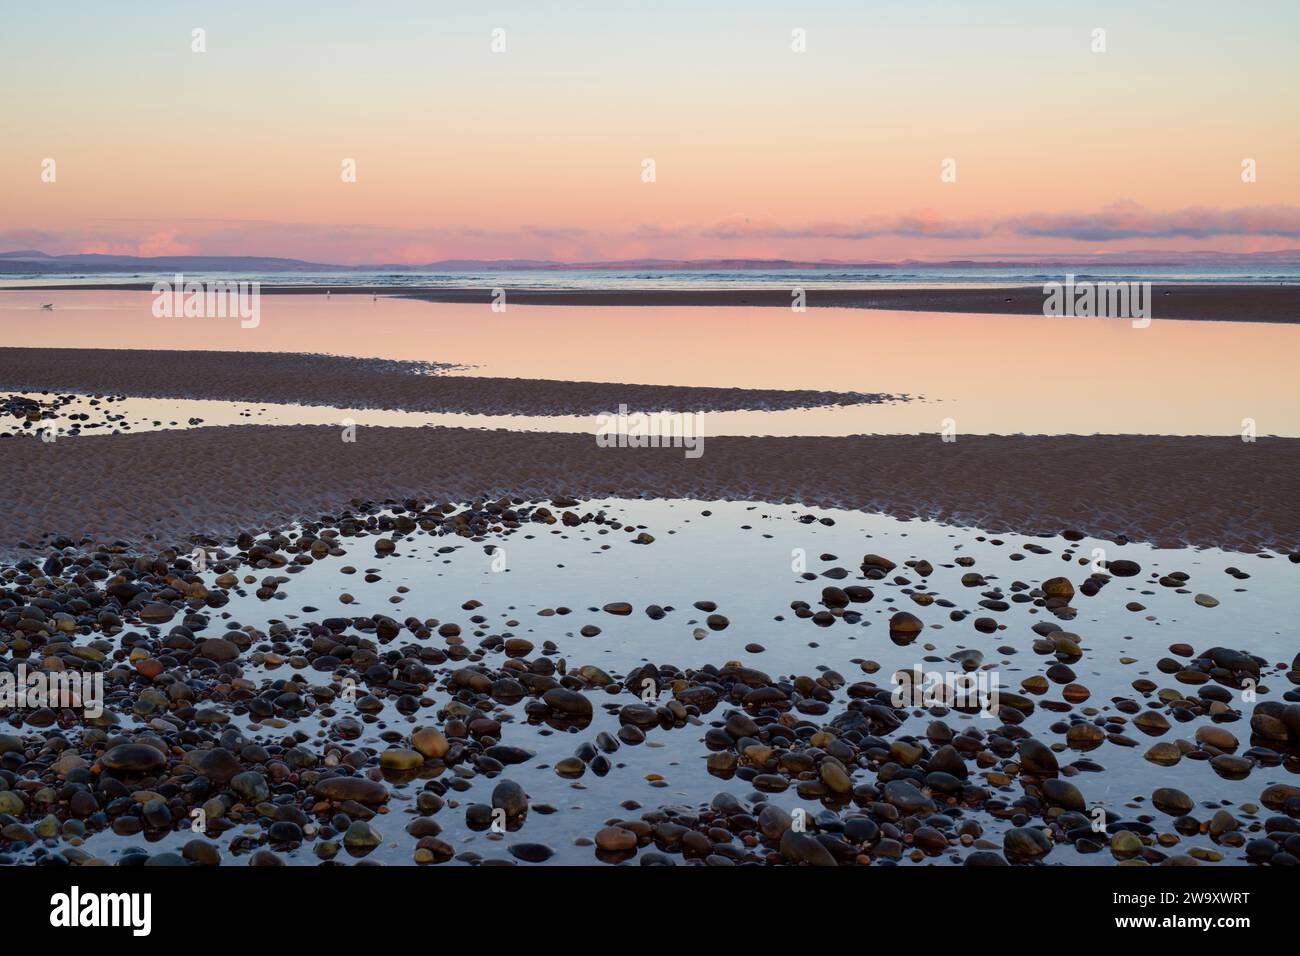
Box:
[4,283,1299,322]
[0,348,898,416]
[3,426,1296,556]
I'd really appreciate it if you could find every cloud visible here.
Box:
[1002,201,1300,241]
[689,203,1300,243]
[696,215,990,241]
[4,203,1300,262]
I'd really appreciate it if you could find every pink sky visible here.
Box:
[3,4,1298,263]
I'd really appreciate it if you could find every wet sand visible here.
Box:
[3,425,1296,555]
[400,284,1300,324]
[0,348,898,416]
[11,283,1299,323]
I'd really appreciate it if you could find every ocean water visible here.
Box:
[3,265,1300,290]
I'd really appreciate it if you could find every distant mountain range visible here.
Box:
[4,248,1300,274]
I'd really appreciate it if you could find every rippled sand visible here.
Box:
[2,426,1296,556]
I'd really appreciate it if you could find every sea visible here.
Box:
[2,264,1300,290]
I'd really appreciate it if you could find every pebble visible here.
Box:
[312,777,389,805]
[0,494,1285,872]
[508,842,555,863]
[380,748,425,771]
[595,826,638,852]
[1004,827,1053,861]
[343,821,381,849]
[412,727,450,759]
[100,744,166,774]
[1152,788,1193,816]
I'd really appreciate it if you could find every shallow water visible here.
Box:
[35,498,1297,866]
[3,291,1298,436]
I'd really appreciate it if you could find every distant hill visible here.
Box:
[0,251,342,273]
[3,248,1300,275]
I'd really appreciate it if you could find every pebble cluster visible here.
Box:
[1,496,1297,866]
[0,391,203,438]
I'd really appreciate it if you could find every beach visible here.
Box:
[1,423,1297,556]
[0,347,901,417]
[15,281,1300,323]
[0,288,1297,873]
[7,0,1300,928]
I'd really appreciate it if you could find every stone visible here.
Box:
[1004,827,1053,861]
[100,744,166,774]
[312,776,389,805]
[1042,577,1075,600]
[379,748,424,771]
[595,826,638,852]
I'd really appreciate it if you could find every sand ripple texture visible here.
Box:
[2,427,1296,555]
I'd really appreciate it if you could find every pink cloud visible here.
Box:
[4,203,1300,264]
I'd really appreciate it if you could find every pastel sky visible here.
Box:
[2,0,1299,263]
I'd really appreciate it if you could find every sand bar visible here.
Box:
[401,284,1300,323]
[2,426,1295,555]
[8,283,1298,323]
[0,348,898,415]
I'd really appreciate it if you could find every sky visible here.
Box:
[2,0,1299,264]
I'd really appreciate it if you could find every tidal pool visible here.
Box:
[25,497,1295,867]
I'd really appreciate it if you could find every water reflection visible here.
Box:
[2,290,1297,436]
